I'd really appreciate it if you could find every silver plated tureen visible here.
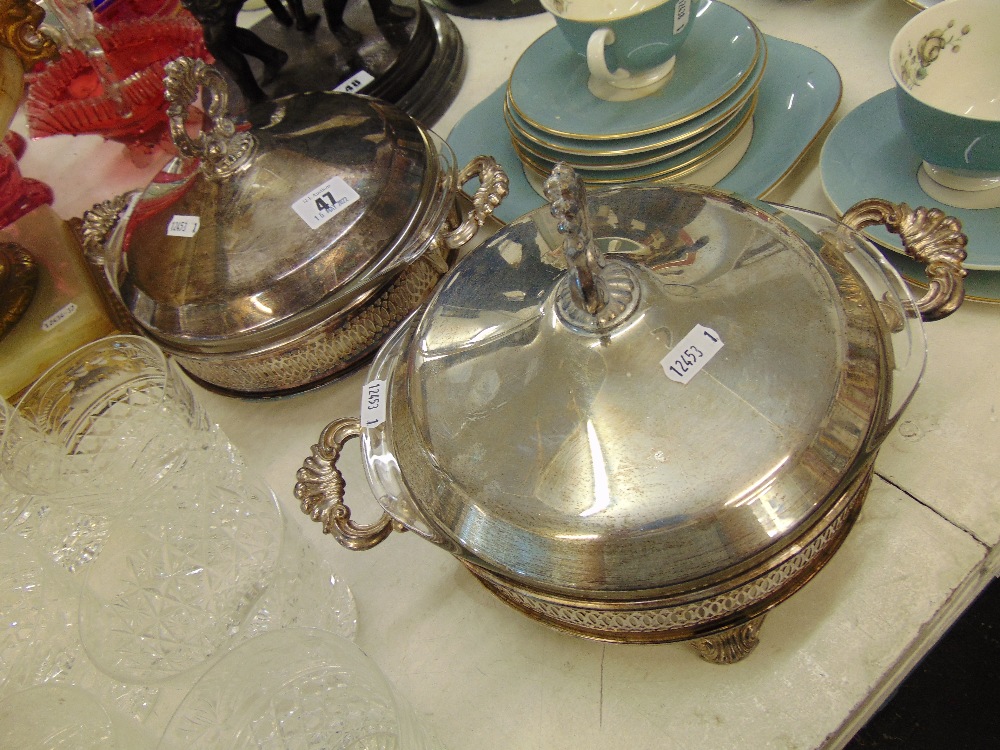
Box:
[81,56,507,396]
[295,165,966,662]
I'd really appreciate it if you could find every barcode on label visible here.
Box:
[361,379,387,428]
[660,324,724,384]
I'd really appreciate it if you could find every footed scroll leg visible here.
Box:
[691,614,766,664]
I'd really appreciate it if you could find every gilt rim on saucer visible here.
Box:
[507,0,761,141]
[517,93,757,184]
[507,100,745,171]
[503,33,767,158]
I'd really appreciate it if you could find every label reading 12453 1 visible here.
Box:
[660,324,724,384]
[292,176,361,230]
[361,379,387,428]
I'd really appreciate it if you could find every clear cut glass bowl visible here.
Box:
[158,628,442,750]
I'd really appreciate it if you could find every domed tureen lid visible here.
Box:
[379,167,913,598]
[105,58,448,353]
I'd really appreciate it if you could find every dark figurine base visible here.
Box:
[241,0,425,103]
[428,0,543,20]
[207,0,463,128]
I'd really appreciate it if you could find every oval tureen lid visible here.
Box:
[107,58,444,353]
[392,167,900,598]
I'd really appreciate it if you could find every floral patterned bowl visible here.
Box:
[890,0,1000,205]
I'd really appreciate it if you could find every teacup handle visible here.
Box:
[586,28,629,84]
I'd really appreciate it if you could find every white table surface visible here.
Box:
[11,1,1000,748]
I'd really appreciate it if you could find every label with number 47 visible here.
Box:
[660,324,724,384]
[292,176,360,230]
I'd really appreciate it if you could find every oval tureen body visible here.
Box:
[364,183,920,600]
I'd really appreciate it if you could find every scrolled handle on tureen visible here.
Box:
[295,417,407,551]
[80,192,133,262]
[840,198,967,321]
[440,155,510,251]
[163,56,256,178]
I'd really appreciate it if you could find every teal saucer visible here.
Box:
[507,0,760,140]
[448,34,842,224]
[821,88,1000,274]
[508,100,743,170]
[515,94,755,184]
[504,29,767,158]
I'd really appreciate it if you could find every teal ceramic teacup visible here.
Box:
[890,0,1000,209]
[541,0,696,101]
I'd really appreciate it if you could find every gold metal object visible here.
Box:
[692,616,766,665]
[1,0,56,338]
[0,240,37,340]
[841,198,967,321]
[0,0,57,68]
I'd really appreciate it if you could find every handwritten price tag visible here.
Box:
[41,303,77,332]
[334,70,375,94]
[360,379,387,428]
[167,215,200,237]
[292,176,360,230]
[660,324,724,384]
[674,0,691,34]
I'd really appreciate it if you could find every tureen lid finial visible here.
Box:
[543,164,640,332]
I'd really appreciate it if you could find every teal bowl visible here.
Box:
[889,0,1000,181]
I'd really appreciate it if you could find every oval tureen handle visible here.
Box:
[294,417,405,551]
[840,198,967,321]
[441,155,510,250]
[79,192,133,262]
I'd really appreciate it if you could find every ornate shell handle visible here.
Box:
[80,192,133,261]
[163,56,256,178]
[441,155,510,250]
[294,417,406,551]
[840,198,967,321]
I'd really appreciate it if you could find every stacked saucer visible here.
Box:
[505,0,766,193]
